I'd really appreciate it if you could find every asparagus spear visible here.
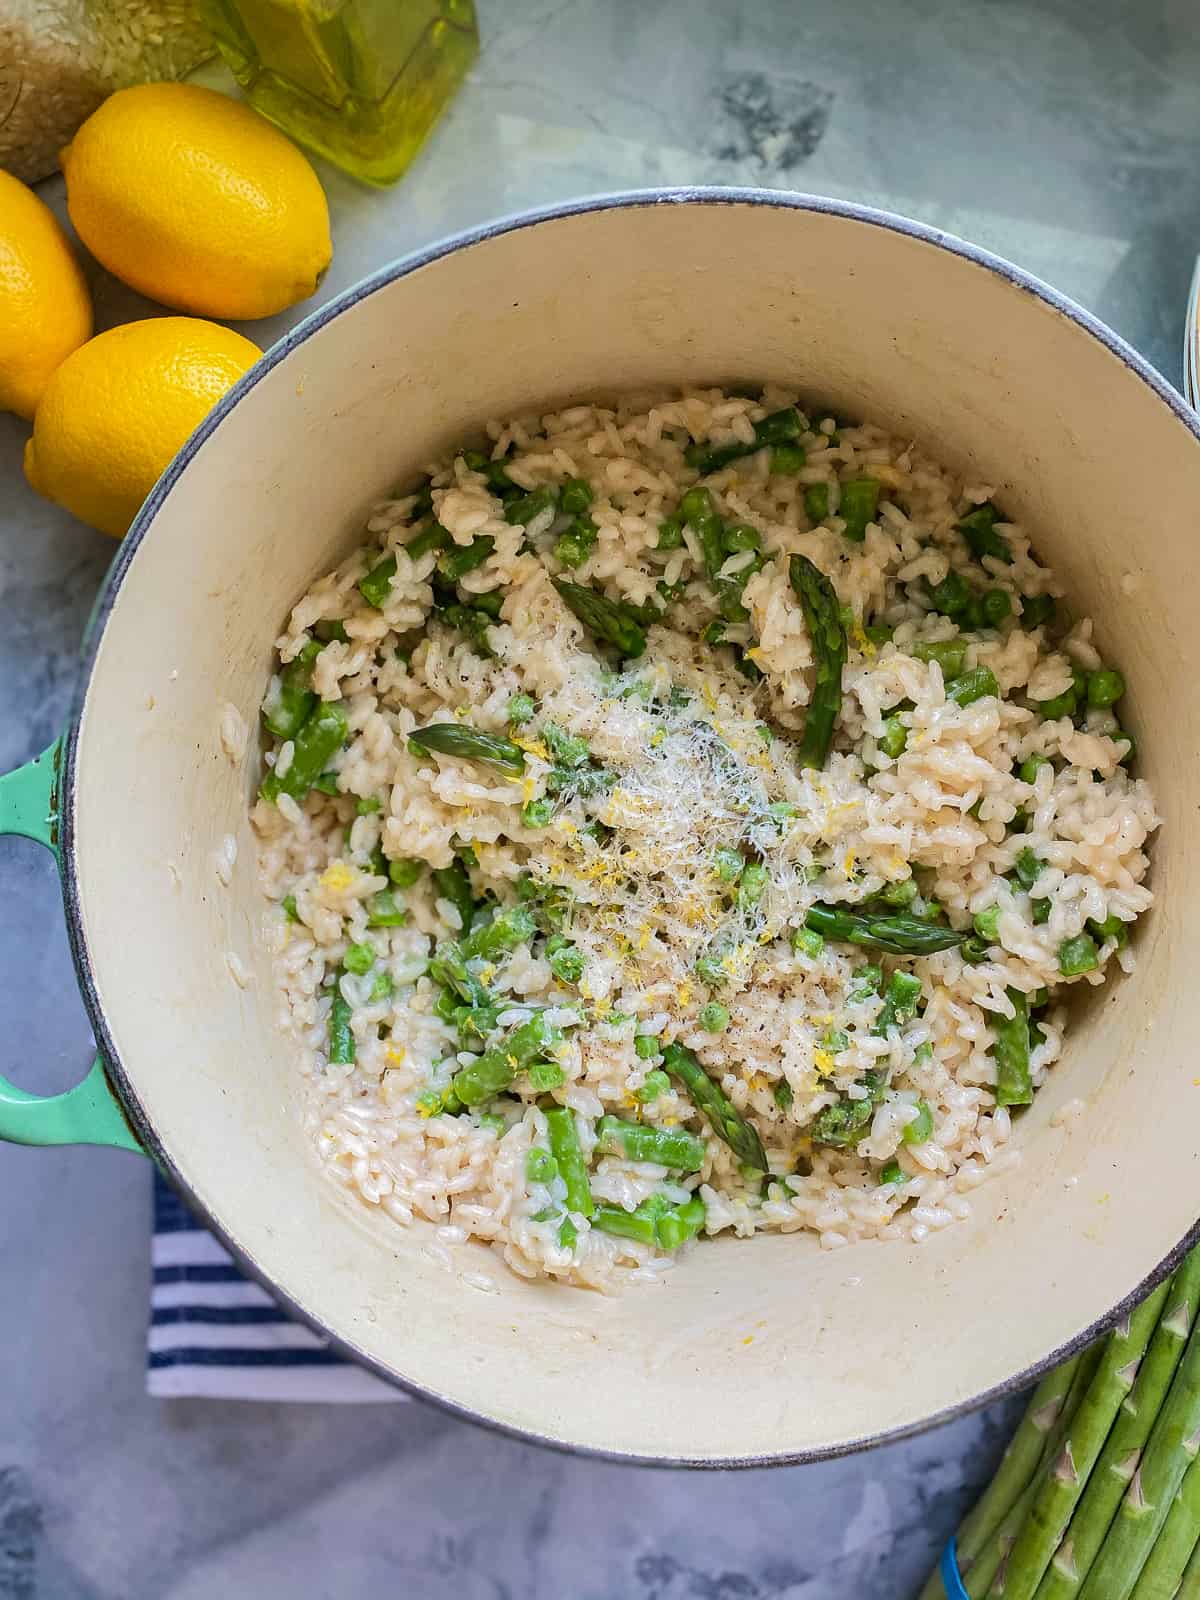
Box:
[542,1102,594,1217]
[327,975,355,1065]
[1036,1251,1200,1600]
[684,406,803,475]
[920,1354,1090,1600]
[450,1013,563,1106]
[408,723,525,777]
[960,502,1013,564]
[809,1069,888,1149]
[504,484,560,526]
[261,701,349,803]
[553,579,648,658]
[461,904,537,962]
[1127,1450,1200,1599]
[1178,1521,1200,1597]
[262,639,323,739]
[1077,1303,1200,1599]
[428,941,490,1006]
[951,1349,1105,1598]
[993,1283,1171,1599]
[595,1115,707,1172]
[918,1357,1094,1600]
[431,859,477,934]
[592,1193,707,1249]
[437,535,494,582]
[661,1043,767,1171]
[788,553,847,768]
[874,970,923,1035]
[993,990,1033,1107]
[838,476,881,542]
[804,903,970,955]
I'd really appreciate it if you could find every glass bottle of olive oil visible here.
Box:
[201,0,479,187]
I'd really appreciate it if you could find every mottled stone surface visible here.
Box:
[0,0,1191,1592]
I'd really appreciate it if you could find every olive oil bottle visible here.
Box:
[201,0,478,186]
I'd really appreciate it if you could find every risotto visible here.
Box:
[251,388,1158,1292]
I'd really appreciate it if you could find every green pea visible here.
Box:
[982,589,1012,626]
[737,862,769,912]
[1019,753,1051,785]
[366,890,407,927]
[1087,668,1125,709]
[546,936,585,985]
[387,857,422,888]
[1035,690,1078,721]
[506,693,536,727]
[522,799,554,828]
[635,1069,670,1100]
[878,1159,905,1186]
[792,926,825,959]
[694,953,729,987]
[973,906,1001,941]
[875,878,918,908]
[1058,933,1100,976]
[656,516,683,551]
[724,523,762,552]
[712,846,745,884]
[343,942,375,975]
[679,487,716,524]
[698,1002,730,1033]
[901,1100,934,1145]
[960,592,987,631]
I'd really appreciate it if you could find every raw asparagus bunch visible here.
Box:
[918,1247,1200,1600]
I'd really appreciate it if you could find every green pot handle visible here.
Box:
[0,743,143,1153]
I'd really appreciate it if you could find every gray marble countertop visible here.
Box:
[2,1,1194,1594]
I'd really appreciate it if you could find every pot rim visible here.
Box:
[56,184,1200,1467]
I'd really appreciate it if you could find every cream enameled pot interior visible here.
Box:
[68,196,1200,1462]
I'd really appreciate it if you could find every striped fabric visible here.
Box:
[148,1173,403,1403]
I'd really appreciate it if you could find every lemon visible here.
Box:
[62,83,332,321]
[24,317,261,539]
[0,170,93,420]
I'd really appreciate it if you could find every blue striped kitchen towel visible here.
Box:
[147,1171,404,1402]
